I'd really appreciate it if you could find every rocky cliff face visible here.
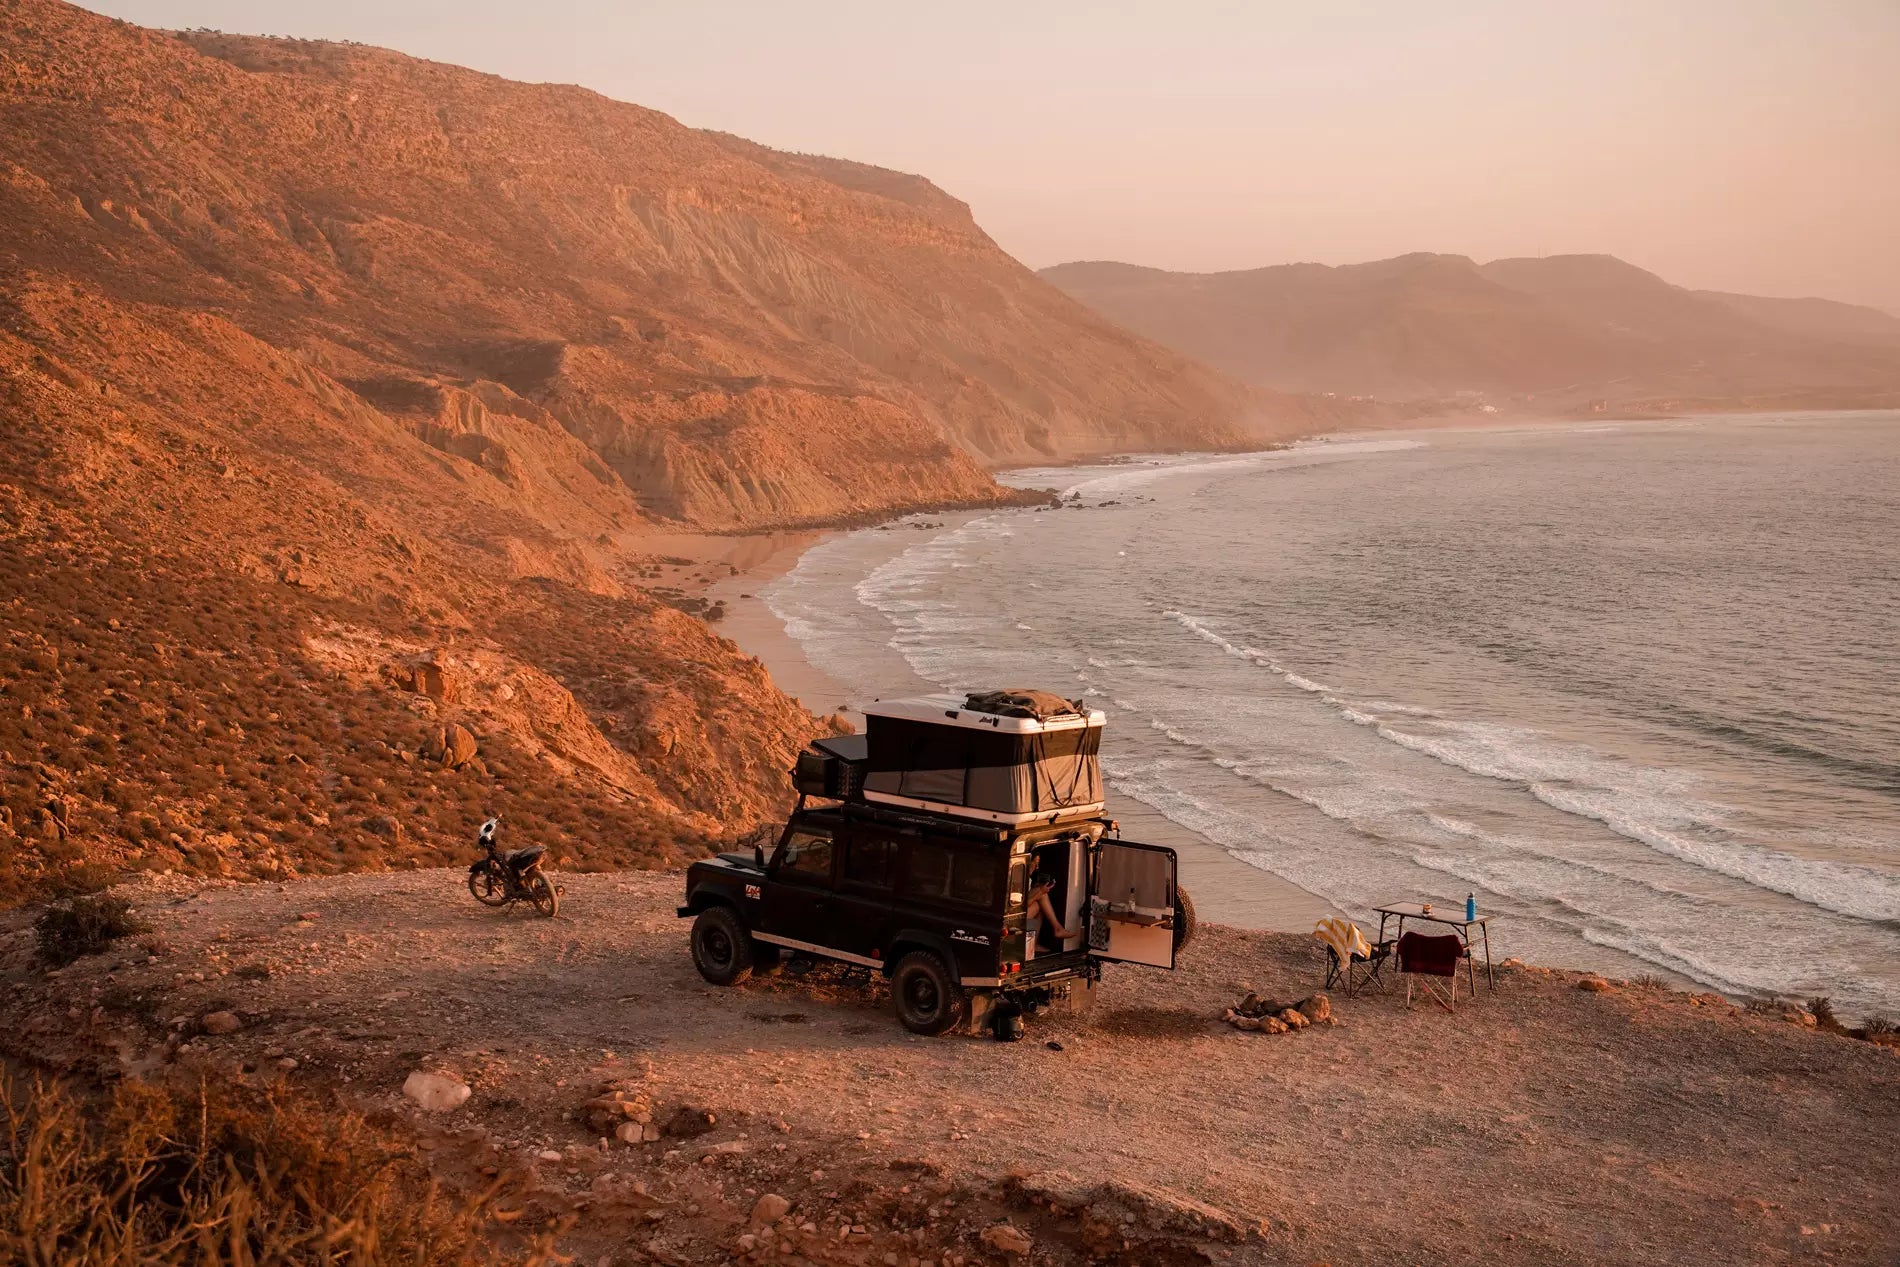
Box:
[0,278,831,896]
[1042,253,1900,409]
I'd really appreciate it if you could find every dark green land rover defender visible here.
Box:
[678,691,1195,1035]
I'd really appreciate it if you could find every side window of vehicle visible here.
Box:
[900,843,995,908]
[844,835,898,889]
[950,852,997,907]
[901,843,952,901]
[776,830,833,882]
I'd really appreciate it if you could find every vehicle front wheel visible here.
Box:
[1174,885,1198,953]
[468,864,509,907]
[891,950,967,1036]
[527,872,559,918]
[690,906,755,986]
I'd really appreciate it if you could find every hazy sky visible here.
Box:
[84,0,1900,312]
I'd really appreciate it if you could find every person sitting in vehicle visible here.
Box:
[1026,870,1076,950]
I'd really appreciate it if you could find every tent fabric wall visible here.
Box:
[864,717,1102,815]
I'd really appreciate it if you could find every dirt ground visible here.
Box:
[6,869,1897,1266]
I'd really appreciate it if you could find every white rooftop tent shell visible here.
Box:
[859,692,1106,826]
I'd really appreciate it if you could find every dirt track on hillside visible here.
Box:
[5,869,1897,1266]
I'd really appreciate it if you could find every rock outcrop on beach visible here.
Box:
[1041,253,1900,411]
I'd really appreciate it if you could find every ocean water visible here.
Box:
[765,414,1900,1016]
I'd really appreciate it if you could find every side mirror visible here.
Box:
[754,843,766,867]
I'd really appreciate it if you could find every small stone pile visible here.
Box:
[1222,991,1334,1034]
[583,1080,663,1143]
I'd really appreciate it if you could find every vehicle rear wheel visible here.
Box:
[468,864,509,907]
[527,872,559,918]
[891,950,966,1036]
[1173,885,1198,953]
[691,906,754,986]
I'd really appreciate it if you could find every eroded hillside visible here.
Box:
[0,278,832,897]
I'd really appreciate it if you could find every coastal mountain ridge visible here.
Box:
[1040,252,1900,409]
[4,1,1336,535]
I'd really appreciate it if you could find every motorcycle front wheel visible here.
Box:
[468,864,510,907]
[527,871,559,918]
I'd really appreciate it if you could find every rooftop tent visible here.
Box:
[860,692,1106,826]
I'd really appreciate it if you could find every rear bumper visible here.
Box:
[1003,951,1095,988]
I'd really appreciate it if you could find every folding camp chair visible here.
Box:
[1397,931,1466,1011]
[1313,917,1390,997]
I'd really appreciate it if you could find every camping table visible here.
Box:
[1374,903,1494,995]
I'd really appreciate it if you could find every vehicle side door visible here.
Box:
[761,824,838,950]
[831,825,904,960]
[1086,839,1178,969]
[894,837,1005,980]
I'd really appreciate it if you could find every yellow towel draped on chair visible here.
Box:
[1313,916,1371,963]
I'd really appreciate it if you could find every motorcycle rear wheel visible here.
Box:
[527,872,559,918]
[468,865,509,907]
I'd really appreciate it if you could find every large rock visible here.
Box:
[200,1010,242,1035]
[1296,993,1332,1024]
[750,1193,791,1227]
[424,723,478,769]
[403,658,461,703]
[980,1222,1033,1256]
[402,1070,471,1111]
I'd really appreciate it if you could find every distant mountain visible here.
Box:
[1040,253,1900,408]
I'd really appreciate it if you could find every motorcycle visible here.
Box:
[467,817,559,917]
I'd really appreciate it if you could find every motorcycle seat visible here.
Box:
[503,845,545,867]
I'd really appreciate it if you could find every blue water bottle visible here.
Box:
[1466,892,1477,922]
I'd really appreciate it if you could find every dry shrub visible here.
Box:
[1806,996,1845,1034]
[0,1074,547,1265]
[34,896,147,967]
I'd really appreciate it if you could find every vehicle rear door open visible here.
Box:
[1086,839,1177,969]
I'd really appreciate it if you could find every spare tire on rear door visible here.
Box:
[891,950,967,1036]
[1174,885,1198,953]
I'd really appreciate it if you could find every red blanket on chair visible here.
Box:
[1397,931,1464,978]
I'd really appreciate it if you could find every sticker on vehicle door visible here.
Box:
[950,929,992,945]
[744,884,761,899]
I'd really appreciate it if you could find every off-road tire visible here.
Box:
[691,906,755,986]
[527,872,559,918]
[468,864,509,907]
[892,950,967,1036]
[1174,885,1199,953]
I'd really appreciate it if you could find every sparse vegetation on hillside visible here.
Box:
[0,1074,544,1265]
[0,523,781,904]
[32,895,146,967]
